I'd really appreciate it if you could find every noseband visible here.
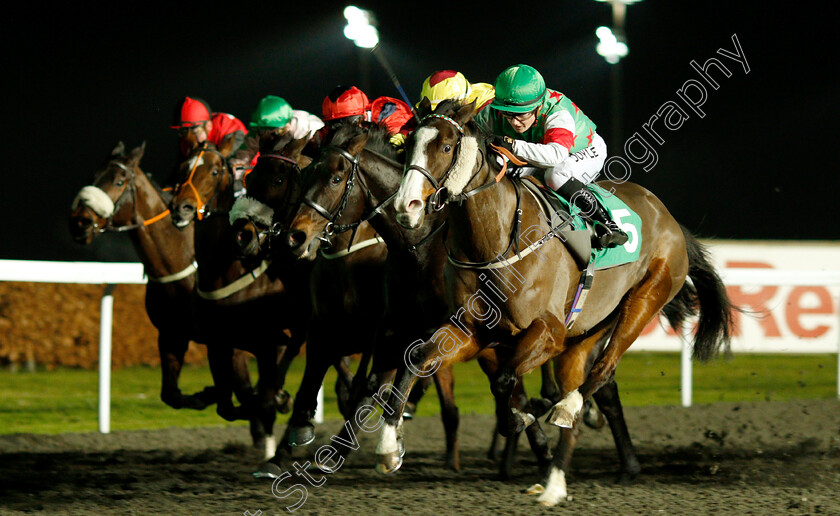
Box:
[86,160,169,233]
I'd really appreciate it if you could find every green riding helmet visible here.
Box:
[490,64,547,114]
[250,95,293,129]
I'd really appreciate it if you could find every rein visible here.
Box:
[304,145,397,252]
[409,113,531,269]
[94,161,171,233]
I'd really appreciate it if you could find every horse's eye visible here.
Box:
[212,168,220,176]
[115,180,124,187]
[331,175,343,185]
[273,177,284,185]
[443,144,452,153]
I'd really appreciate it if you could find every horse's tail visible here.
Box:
[661,225,735,361]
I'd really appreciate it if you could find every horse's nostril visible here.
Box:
[408,199,423,212]
[237,231,253,246]
[287,230,307,250]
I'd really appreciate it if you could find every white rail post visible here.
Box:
[681,323,693,408]
[98,284,116,434]
[314,384,324,423]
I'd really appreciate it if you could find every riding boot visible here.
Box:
[557,178,628,249]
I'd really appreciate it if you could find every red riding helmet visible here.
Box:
[322,85,370,122]
[170,96,213,129]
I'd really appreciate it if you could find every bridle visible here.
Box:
[404,114,502,213]
[406,113,529,268]
[240,151,302,253]
[85,160,170,233]
[300,145,398,249]
[172,143,231,220]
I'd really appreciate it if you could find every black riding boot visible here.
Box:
[557,178,628,249]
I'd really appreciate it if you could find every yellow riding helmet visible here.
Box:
[417,70,471,110]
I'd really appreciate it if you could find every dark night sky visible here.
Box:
[2,0,837,262]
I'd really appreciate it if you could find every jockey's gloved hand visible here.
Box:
[492,135,516,155]
[389,133,406,149]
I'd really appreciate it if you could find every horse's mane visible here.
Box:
[329,122,401,162]
[429,99,493,142]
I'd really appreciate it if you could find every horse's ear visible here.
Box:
[282,136,309,161]
[127,142,146,165]
[417,97,432,117]
[346,126,370,155]
[216,132,241,158]
[454,99,477,125]
[111,141,126,157]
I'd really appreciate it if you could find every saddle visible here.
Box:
[519,177,592,271]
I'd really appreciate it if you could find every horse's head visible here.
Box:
[229,135,309,259]
[394,99,480,229]
[69,141,146,244]
[169,140,233,227]
[284,124,371,260]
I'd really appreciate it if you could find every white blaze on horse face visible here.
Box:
[394,127,437,228]
[376,423,400,455]
[187,154,205,171]
[72,186,115,218]
[537,468,567,506]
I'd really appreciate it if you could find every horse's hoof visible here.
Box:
[528,397,554,416]
[375,452,403,475]
[545,405,575,428]
[253,461,285,479]
[288,424,315,447]
[402,402,417,420]
[275,390,293,414]
[582,402,605,429]
[523,483,545,495]
[508,407,536,434]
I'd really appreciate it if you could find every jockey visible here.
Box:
[417,70,495,113]
[392,70,494,149]
[320,85,414,148]
[242,95,325,182]
[476,64,628,248]
[170,96,247,158]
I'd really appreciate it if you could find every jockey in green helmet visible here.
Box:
[477,64,628,248]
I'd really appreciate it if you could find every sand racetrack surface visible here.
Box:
[1,399,838,515]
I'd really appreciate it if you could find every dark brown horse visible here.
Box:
[169,137,311,459]
[283,124,645,481]
[68,141,254,412]
[381,100,734,505]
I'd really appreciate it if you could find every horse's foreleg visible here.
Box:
[274,339,301,414]
[528,424,581,507]
[494,315,566,438]
[545,320,614,428]
[432,364,460,471]
[207,344,248,422]
[579,260,674,400]
[593,379,640,482]
[375,325,480,475]
[252,346,281,460]
[159,332,217,409]
[286,348,332,447]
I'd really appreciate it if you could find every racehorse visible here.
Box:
[168,137,311,459]
[276,123,639,478]
[68,141,255,414]
[381,99,734,505]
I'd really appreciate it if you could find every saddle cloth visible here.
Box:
[521,178,642,271]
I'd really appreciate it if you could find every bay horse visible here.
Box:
[169,137,312,459]
[68,141,255,414]
[275,124,465,469]
[276,124,637,478]
[381,99,734,505]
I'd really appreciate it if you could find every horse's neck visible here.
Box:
[129,171,195,281]
[449,175,521,263]
[360,151,442,261]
